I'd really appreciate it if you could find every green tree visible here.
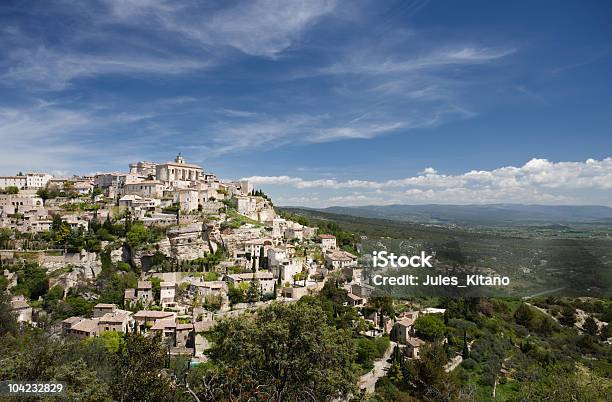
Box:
[559,307,576,327]
[98,331,125,354]
[367,296,395,328]
[151,277,161,304]
[0,332,111,400]
[5,186,19,194]
[414,314,446,341]
[402,343,458,401]
[192,301,358,401]
[0,228,12,249]
[43,284,64,311]
[112,333,175,401]
[227,283,245,305]
[51,359,112,401]
[0,291,17,336]
[514,303,536,328]
[202,294,223,312]
[387,362,404,383]
[51,215,72,247]
[583,315,599,336]
[356,337,379,371]
[516,364,610,402]
[14,263,49,299]
[37,187,50,200]
[245,279,261,303]
[126,223,149,249]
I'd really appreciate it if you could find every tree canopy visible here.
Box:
[414,314,446,341]
[190,301,358,401]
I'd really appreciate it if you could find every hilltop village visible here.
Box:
[0,155,437,363]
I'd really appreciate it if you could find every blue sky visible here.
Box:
[1,0,611,206]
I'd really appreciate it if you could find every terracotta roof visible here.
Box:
[94,303,116,309]
[327,250,357,261]
[227,272,274,281]
[71,318,99,333]
[134,310,175,319]
[137,281,152,289]
[62,316,83,325]
[99,311,131,323]
[406,337,426,347]
[10,300,30,310]
[191,280,225,289]
[396,318,415,328]
[151,319,176,331]
[319,234,336,239]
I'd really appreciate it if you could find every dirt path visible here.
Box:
[359,340,397,394]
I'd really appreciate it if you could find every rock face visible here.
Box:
[130,248,154,270]
[110,245,128,265]
[167,222,211,261]
[42,250,101,278]
[45,250,103,293]
[129,222,214,269]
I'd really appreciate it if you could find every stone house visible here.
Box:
[160,281,176,306]
[406,337,426,359]
[68,318,100,339]
[133,310,176,332]
[324,250,357,270]
[10,296,32,324]
[123,180,165,198]
[319,234,337,251]
[224,272,276,294]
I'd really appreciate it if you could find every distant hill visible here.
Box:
[306,204,612,226]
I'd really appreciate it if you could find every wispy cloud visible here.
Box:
[103,0,337,57]
[220,109,259,118]
[0,99,176,172]
[551,48,611,74]
[198,110,456,154]
[0,0,336,90]
[2,47,211,90]
[319,46,515,76]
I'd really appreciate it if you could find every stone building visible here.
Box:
[174,188,199,212]
[129,161,157,177]
[319,234,337,251]
[123,180,165,198]
[155,154,204,184]
[0,173,52,190]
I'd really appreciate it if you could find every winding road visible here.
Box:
[359,340,397,394]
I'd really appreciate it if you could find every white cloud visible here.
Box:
[242,158,612,206]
